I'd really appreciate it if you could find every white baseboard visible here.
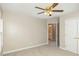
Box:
[59,47,67,51]
[59,47,79,54]
[3,42,48,55]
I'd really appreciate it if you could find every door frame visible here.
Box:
[47,22,59,47]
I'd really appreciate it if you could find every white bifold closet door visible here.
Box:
[77,20,79,54]
[65,19,78,53]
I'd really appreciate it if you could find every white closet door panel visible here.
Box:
[0,34,1,55]
[78,40,79,54]
[77,20,79,54]
[65,20,77,53]
[77,20,79,33]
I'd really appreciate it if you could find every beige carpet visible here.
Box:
[4,44,78,56]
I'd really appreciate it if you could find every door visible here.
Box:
[65,19,77,53]
[77,20,79,54]
[48,24,56,41]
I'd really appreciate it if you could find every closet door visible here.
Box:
[65,19,77,53]
[77,20,79,54]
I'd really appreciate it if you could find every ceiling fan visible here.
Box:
[35,3,64,16]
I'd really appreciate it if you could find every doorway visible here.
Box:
[48,23,59,47]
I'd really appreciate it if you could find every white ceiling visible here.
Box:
[0,3,79,19]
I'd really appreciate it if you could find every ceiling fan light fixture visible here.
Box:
[44,10,52,16]
[35,3,64,16]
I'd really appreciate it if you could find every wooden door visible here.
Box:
[48,24,56,41]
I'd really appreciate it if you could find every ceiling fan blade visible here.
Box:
[38,11,44,14]
[51,3,59,8]
[35,7,45,10]
[52,10,64,12]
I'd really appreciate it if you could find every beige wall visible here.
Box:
[59,11,79,48]
[0,11,1,55]
[59,16,65,48]
[0,8,2,55]
[3,11,47,52]
[47,18,58,24]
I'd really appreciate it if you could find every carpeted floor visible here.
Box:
[4,41,78,56]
